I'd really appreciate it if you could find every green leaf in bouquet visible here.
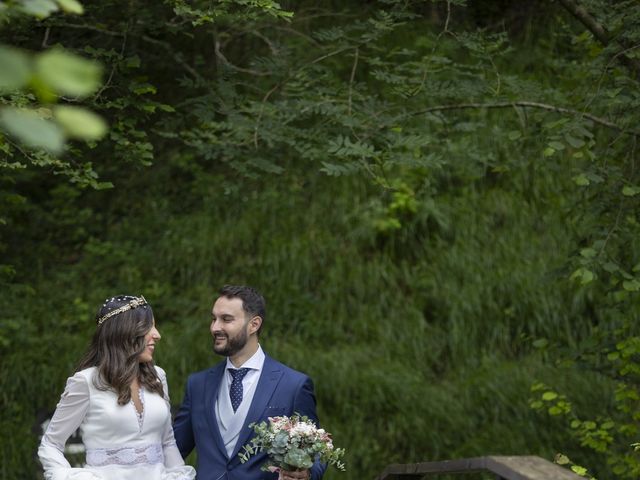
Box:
[284,448,313,469]
[273,431,289,449]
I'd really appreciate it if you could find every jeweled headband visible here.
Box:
[97,295,148,326]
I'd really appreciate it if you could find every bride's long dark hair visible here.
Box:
[77,295,164,405]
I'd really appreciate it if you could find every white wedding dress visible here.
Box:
[38,366,196,480]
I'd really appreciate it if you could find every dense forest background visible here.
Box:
[1,0,640,479]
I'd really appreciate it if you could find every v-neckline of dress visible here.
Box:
[131,386,145,431]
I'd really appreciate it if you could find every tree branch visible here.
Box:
[253,83,281,148]
[410,101,639,136]
[555,0,640,78]
[214,39,272,76]
[49,22,204,82]
[348,47,359,116]
[94,31,128,102]
[555,0,608,44]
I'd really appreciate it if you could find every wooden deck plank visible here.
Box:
[375,455,584,480]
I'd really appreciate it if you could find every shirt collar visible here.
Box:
[225,344,265,372]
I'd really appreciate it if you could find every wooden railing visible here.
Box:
[376,456,584,480]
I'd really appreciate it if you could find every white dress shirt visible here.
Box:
[215,345,265,457]
[224,344,265,396]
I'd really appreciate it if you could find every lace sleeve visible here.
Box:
[38,371,90,476]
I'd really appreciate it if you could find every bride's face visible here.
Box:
[139,319,161,363]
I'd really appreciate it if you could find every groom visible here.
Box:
[173,285,326,480]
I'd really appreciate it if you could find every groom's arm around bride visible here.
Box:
[173,285,327,480]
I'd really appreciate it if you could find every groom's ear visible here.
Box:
[249,315,262,335]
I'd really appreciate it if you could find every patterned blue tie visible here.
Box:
[229,368,250,412]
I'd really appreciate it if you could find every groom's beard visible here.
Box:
[212,328,249,357]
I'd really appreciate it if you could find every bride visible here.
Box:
[38,295,196,480]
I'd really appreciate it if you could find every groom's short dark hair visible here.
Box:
[219,285,266,333]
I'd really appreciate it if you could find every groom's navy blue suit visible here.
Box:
[173,354,326,480]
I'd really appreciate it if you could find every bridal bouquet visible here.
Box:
[239,414,345,474]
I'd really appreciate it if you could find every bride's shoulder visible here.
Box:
[75,365,98,377]
[153,364,166,379]
[71,366,98,384]
[58,366,96,394]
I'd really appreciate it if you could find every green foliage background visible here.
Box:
[1,0,640,479]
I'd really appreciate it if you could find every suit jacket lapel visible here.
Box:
[205,364,230,459]
[231,355,283,459]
